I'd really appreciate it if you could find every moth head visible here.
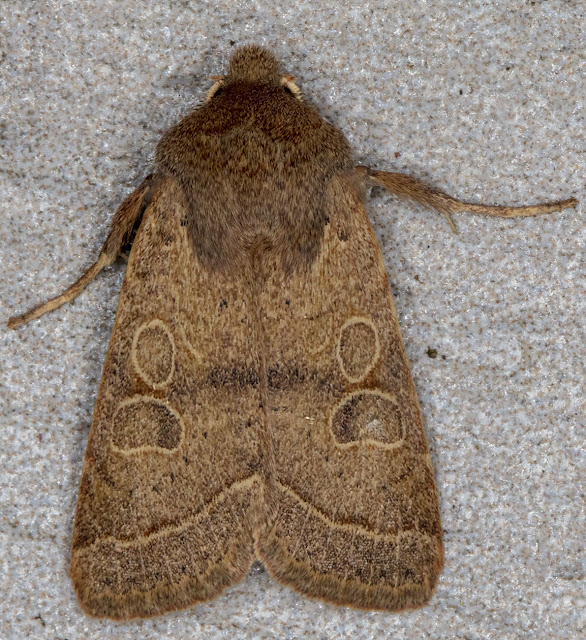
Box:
[205,45,302,103]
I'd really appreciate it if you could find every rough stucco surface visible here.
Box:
[1,2,584,639]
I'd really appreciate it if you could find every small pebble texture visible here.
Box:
[1,2,584,639]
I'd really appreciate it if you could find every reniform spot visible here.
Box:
[330,390,404,449]
[111,397,184,454]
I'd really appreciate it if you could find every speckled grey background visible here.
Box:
[1,1,584,639]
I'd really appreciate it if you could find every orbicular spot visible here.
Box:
[111,397,184,454]
[337,317,380,383]
[131,319,175,388]
[330,391,404,449]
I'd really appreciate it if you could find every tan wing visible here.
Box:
[70,177,265,620]
[256,174,443,611]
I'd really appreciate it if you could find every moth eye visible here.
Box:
[281,77,302,101]
[206,80,225,102]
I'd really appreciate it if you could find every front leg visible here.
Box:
[356,166,577,233]
[8,174,163,329]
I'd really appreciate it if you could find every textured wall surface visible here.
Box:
[1,1,584,639]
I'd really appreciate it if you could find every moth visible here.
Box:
[8,46,576,620]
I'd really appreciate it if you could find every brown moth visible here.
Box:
[8,46,577,620]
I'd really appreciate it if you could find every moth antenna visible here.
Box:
[206,78,225,101]
[281,76,302,100]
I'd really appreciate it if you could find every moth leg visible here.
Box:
[357,166,578,234]
[7,174,162,329]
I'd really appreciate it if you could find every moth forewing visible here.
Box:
[255,173,444,610]
[7,45,576,620]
